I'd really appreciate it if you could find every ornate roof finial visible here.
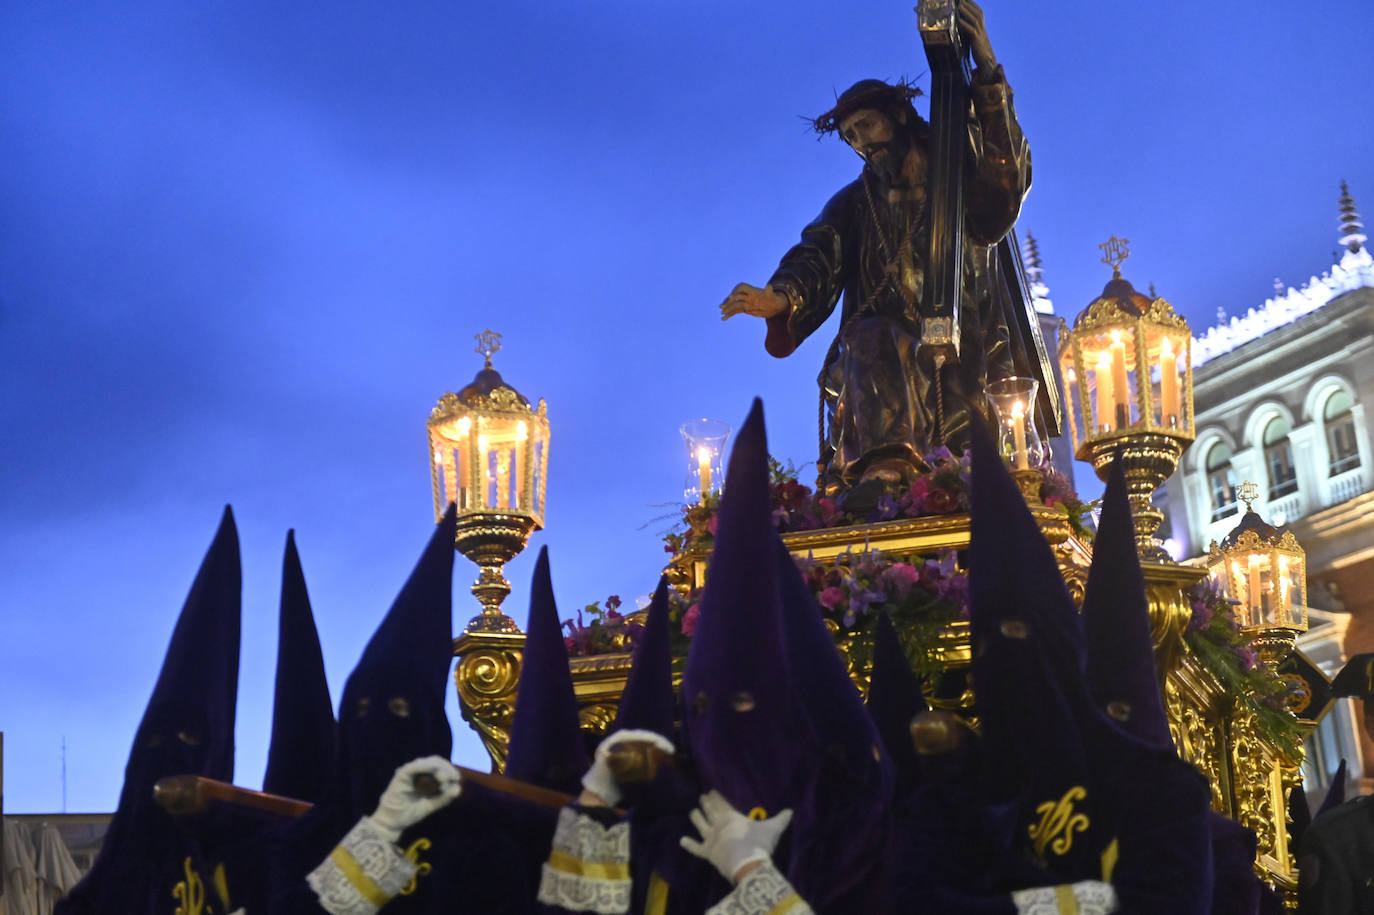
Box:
[1148,281,1158,298]
[475,329,503,368]
[1339,180,1366,254]
[1098,236,1130,278]
[1273,277,1286,297]
[1236,480,1259,512]
[1023,231,1043,280]
[1022,230,1053,314]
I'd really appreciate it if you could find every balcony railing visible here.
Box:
[1326,466,1368,507]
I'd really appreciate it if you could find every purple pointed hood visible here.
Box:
[680,399,814,818]
[611,576,676,738]
[1082,456,1174,752]
[504,546,590,794]
[263,530,335,803]
[334,503,456,821]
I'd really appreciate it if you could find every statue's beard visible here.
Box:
[864,134,913,186]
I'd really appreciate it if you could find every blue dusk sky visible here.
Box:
[2,0,1371,812]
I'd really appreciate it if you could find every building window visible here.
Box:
[1324,390,1361,476]
[1206,442,1238,521]
[1263,417,1297,498]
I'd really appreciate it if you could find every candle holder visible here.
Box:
[680,419,729,503]
[1206,481,1308,668]
[429,330,550,633]
[986,376,1046,472]
[1057,238,1195,560]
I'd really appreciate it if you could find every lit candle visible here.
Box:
[1011,400,1029,469]
[478,434,490,507]
[1110,330,1130,429]
[1247,555,1262,625]
[1095,353,1114,432]
[1277,556,1290,615]
[1159,337,1180,428]
[697,446,711,497]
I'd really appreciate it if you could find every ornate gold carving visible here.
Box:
[578,703,619,738]
[453,631,524,772]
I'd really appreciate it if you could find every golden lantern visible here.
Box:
[428,330,549,633]
[1206,481,1308,665]
[1057,237,1194,559]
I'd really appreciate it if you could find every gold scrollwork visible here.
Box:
[1028,786,1090,861]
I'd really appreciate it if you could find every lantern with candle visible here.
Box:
[1205,481,1308,666]
[680,418,730,503]
[428,330,550,633]
[1057,237,1195,559]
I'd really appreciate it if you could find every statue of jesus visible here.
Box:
[720,0,1040,496]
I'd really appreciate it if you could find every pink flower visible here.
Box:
[817,586,847,611]
[879,562,921,599]
[681,603,701,637]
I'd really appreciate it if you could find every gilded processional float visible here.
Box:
[444,254,1321,910]
[432,2,1324,907]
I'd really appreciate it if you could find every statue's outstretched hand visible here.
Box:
[958,0,998,74]
[371,755,462,841]
[720,283,786,321]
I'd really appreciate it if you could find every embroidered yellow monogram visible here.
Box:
[1028,786,1090,860]
[172,857,207,915]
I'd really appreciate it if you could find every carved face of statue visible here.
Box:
[839,107,921,187]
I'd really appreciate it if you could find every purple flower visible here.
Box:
[1236,646,1259,671]
[874,493,899,521]
[681,603,701,637]
[845,588,885,626]
[923,445,955,465]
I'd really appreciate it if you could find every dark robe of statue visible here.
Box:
[724,66,1035,493]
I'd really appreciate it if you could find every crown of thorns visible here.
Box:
[812,79,925,136]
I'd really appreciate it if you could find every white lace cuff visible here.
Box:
[306,816,419,915]
[1011,880,1119,915]
[706,861,813,915]
[536,806,632,914]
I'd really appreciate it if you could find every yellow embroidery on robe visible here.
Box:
[1100,837,1120,883]
[645,871,670,915]
[172,857,207,915]
[400,837,433,895]
[1028,786,1090,860]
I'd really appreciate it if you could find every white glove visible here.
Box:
[370,755,462,842]
[1011,881,1118,914]
[679,790,794,884]
[580,728,675,806]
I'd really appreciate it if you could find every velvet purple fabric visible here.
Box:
[967,415,1214,913]
[610,575,675,738]
[680,399,815,820]
[504,546,590,795]
[262,529,335,804]
[865,610,929,795]
[56,506,241,915]
[1082,457,1173,751]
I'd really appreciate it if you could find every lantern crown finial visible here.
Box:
[1236,480,1259,512]
[475,329,503,368]
[1098,236,1130,278]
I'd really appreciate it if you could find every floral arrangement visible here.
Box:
[1183,577,1304,757]
[662,450,1092,560]
[563,546,968,680]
